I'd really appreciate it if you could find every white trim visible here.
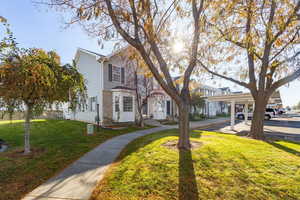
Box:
[75,48,105,61]
[100,59,105,125]
[207,91,281,104]
[231,100,235,130]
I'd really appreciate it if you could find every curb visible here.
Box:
[191,119,230,130]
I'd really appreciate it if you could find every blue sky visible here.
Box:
[1,0,300,107]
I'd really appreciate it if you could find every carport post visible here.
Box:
[244,102,248,125]
[231,100,235,130]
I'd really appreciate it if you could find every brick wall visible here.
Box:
[102,90,113,125]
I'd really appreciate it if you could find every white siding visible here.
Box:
[71,51,102,123]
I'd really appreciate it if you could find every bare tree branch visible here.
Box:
[271,0,300,44]
[270,67,300,93]
[245,0,257,91]
[197,59,250,89]
[182,0,204,93]
[270,28,300,62]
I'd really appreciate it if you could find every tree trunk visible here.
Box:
[24,104,32,154]
[250,98,267,140]
[178,103,191,150]
[138,109,144,128]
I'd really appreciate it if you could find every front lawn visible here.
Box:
[92,129,300,200]
[0,119,150,200]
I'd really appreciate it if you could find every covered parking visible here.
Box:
[206,91,282,130]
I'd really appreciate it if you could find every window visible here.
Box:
[166,100,171,115]
[123,96,133,112]
[109,64,125,83]
[115,96,120,112]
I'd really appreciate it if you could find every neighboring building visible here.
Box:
[194,85,231,117]
[67,48,231,124]
[147,79,177,120]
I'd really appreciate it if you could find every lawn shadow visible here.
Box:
[114,129,200,199]
[268,141,300,157]
[179,148,199,200]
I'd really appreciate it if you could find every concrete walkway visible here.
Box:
[23,117,229,200]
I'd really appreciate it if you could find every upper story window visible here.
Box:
[109,64,125,83]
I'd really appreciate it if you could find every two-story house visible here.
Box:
[69,48,137,125]
[67,48,231,124]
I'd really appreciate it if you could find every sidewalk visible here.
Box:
[23,117,229,200]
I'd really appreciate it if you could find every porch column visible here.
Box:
[231,100,235,130]
[244,102,249,125]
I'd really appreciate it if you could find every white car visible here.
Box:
[236,108,275,120]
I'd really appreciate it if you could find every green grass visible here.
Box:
[0,119,151,200]
[91,129,300,200]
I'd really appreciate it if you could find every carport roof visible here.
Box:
[206,91,282,104]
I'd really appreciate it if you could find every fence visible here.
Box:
[0,111,64,121]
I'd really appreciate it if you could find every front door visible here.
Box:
[166,100,171,116]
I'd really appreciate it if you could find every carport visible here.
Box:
[206,91,282,130]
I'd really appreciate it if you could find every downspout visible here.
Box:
[98,57,106,126]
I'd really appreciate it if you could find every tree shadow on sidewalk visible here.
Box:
[179,148,199,200]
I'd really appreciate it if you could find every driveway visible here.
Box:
[201,114,300,141]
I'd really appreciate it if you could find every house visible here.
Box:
[69,48,137,125]
[68,48,231,125]
[147,80,177,120]
[148,79,232,120]
[197,85,231,116]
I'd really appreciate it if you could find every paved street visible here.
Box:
[202,114,300,141]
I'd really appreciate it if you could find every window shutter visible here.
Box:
[121,67,125,84]
[108,64,112,82]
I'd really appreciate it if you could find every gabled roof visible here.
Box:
[76,46,130,63]
[77,48,105,57]
[105,45,130,59]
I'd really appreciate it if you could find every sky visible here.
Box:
[1,0,300,107]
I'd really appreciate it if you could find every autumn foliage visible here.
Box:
[0,48,86,153]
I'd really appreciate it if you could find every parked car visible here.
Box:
[266,108,276,116]
[236,108,275,120]
[278,108,286,114]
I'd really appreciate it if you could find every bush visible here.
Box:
[216,112,230,117]
[189,113,206,121]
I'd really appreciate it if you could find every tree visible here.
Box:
[47,0,207,149]
[0,98,22,123]
[293,101,300,110]
[0,48,86,154]
[190,91,205,114]
[0,17,17,58]
[121,46,153,127]
[198,0,300,140]
[0,18,21,123]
